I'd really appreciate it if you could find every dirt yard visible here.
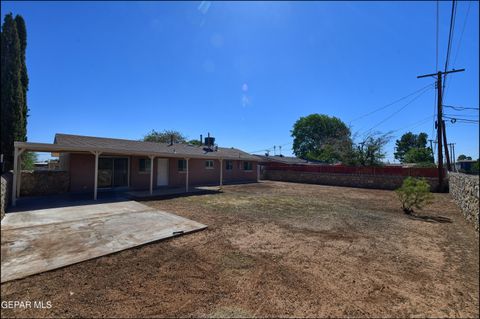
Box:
[1,181,479,318]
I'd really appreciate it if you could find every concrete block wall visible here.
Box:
[262,169,439,191]
[449,172,479,231]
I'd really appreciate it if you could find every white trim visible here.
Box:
[149,155,155,195]
[219,158,223,187]
[185,158,189,192]
[91,151,102,200]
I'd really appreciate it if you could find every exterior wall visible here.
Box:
[1,172,12,220]
[168,158,257,187]
[263,170,440,191]
[68,154,258,192]
[20,171,70,196]
[449,172,479,230]
[223,160,258,184]
[130,156,158,190]
[69,153,95,192]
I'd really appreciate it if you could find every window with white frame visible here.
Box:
[205,160,214,169]
[243,161,253,171]
[178,159,187,172]
[139,158,151,173]
[226,160,233,170]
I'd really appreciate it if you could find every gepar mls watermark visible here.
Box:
[1,300,52,309]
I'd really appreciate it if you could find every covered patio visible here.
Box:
[11,134,260,206]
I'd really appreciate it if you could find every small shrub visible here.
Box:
[395,177,433,214]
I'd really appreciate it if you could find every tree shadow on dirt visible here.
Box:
[406,214,453,223]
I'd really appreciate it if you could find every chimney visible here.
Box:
[200,134,203,145]
[170,134,174,146]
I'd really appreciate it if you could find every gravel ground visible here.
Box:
[1,181,478,318]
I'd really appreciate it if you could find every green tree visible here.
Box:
[143,129,186,144]
[21,151,38,170]
[14,15,29,138]
[471,159,479,175]
[396,177,433,215]
[291,114,352,163]
[1,13,28,171]
[344,132,391,166]
[404,147,434,164]
[188,139,202,146]
[394,132,432,163]
[457,154,472,161]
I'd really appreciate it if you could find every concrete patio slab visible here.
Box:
[1,201,207,283]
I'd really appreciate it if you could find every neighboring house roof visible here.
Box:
[15,133,260,161]
[254,155,323,165]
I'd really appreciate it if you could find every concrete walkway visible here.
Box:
[1,201,206,283]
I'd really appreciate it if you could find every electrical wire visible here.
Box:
[443,105,479,111]
[444,0,472,102]
[361,86,433,139]
[348,83,434,123]
[442,0,458,105]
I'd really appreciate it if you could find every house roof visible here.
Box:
[15,133,260,161]
[254,155,325,165]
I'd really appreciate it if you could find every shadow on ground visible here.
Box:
[407,214,453,223]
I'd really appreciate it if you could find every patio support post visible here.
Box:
[12,147,25,206]
[149,155,155,195]
[16,148,25,198]
[257,162,260,182]
[91,151,102,200]
[185,158,189,193]
[219,158,223,187]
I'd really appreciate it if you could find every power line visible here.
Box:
[452,1,472,68]
[361,86,433,138]
[348,83,434,123]
[389,115,435,136]
[442,0,458,100]
[248,142,292,154]
[432,0,439,144]
[444,0,472,101]
[443,104,479,111]
[436,0,439,72]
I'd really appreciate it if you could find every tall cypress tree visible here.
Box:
[15,15,29,141]
[0,13,25,171]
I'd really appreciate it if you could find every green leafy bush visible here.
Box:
[395,177,433,214]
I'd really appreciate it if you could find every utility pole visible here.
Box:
[448,143,456,172]
[428,139,435,162]
[417,68,464,191]
[442,120,452,171]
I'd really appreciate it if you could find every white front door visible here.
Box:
[157,158,169,186]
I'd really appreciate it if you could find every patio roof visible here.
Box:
[14,133,260,161]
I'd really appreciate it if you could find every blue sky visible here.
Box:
[2,1,479,162]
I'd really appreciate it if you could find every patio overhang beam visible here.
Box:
[13,142,261,162]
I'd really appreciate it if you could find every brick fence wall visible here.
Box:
[449,172,479,231]
[262,169,440,191]
[1,172,12,220]
[20,170,70,197]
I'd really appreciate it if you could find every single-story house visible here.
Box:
[11,133,260,205]
[254,154,324,165]
[455,159,478,172]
